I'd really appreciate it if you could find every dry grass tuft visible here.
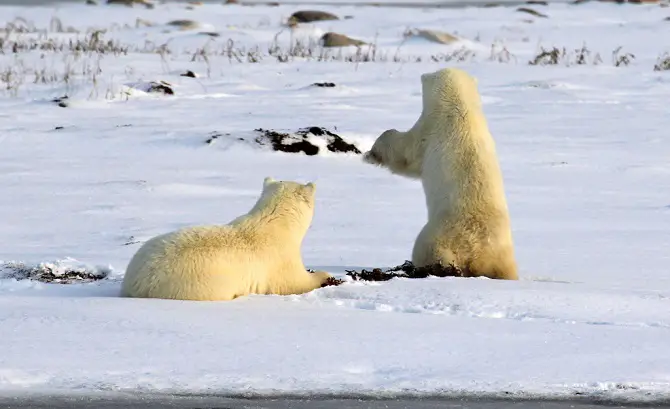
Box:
[653,51,670,71]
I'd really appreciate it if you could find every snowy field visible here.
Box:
[0,0,669,404]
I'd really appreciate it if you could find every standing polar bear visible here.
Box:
[120,177,333,301]
[363,67,518,280]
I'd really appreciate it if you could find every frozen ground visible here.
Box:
[0,0,669,404]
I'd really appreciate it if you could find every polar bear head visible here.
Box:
[248,177,317,235]
[420,67,481,113]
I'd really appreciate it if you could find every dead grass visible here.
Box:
[529,44,603,66]
[0,24,663,99]
[489,41,517,63]
[612,46,635,67]
[653,51,670,71]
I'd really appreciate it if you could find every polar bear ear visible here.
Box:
[303,182,316,195]
[263,177,276,188]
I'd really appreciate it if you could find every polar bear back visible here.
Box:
[418,68,517,278]
[120,178,331,301]
[121,226,278,300]
[419,69,510,221]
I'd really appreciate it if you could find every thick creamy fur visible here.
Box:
[120,177,332,301]
[363,67,518,280]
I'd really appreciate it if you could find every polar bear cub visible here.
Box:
[363,67,518,280]
[120,177,333,301]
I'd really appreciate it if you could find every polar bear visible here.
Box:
[120,177,333,301]
[363,67,518,280]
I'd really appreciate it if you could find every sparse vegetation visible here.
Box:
[653,52,670,71]
[489,41,517,63]
[529,44,602,66]
[612,46,635,67]
[0,14,665,99]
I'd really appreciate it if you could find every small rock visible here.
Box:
[180,70,198,78]
[167,19,200,30]
[288,10,339,25]
[224,0,239,4]
[54,126,64,130]
[404,29,460,45]
[188,0,203,4]
[321,32,366,47]
[199,31,220,37]
[85,0,98,5]
[526,0,548,4]
[106,0,154,8]
[516,7,549,17]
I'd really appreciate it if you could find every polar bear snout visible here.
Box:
[363,149,382,165]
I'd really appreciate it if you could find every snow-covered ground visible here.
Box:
[1,0,669,403]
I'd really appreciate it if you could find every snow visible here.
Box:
[1,0,670,403]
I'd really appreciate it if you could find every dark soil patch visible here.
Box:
[321,276,345,287]
[253,127,361,156]
[205,131,230,144]
[345,260,466,282]
[516,7,548,18]
[147,81,174,95]
[1,262,110,284]
[52,95,69,107]
[180,70,197,78]
[311,82,336,88]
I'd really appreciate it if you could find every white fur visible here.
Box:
[363,67,518,280]
[120,177,332,301]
